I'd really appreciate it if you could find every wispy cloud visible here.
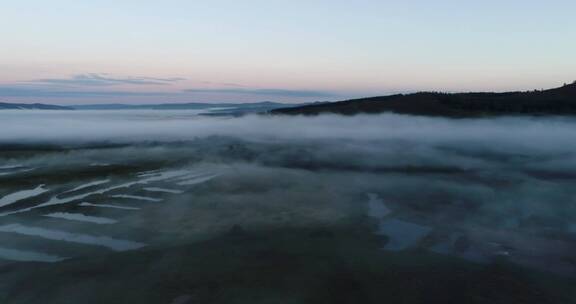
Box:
[201,81,245,87]
[0,85,174,98]
[0,85,335,99]
[0,76,336,100]
[28,73,186,87]
[0,73,186,98]
[185,88,335,98]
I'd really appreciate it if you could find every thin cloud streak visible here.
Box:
[0,84,339,100]
[185,88,336,98]
[0,86,174,98]
[27,74,186,87]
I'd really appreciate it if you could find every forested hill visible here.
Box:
[272,82,576,117]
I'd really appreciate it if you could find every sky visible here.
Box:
[1,0,575,104]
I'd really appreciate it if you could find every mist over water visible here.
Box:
[2,110,576,235]
[1,110,576,303]
[1,110,576,149]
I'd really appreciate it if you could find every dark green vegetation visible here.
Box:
[3,224,575,304]
[273,82,576,117]
[1,138,576,303]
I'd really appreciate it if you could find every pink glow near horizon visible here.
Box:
[1,1,575,104]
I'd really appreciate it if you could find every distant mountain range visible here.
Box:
[0,102,73,110]
[5,82,576,117]
[70,101,288,111]
[0,101,295,115]
[272,82,576,117]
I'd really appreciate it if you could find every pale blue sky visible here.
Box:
[1,0,575,104]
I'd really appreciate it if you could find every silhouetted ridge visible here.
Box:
[272,82,576,117]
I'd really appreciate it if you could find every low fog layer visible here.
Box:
[1,110,576,281]
[3,110,576,173]
[0,110,575,150]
